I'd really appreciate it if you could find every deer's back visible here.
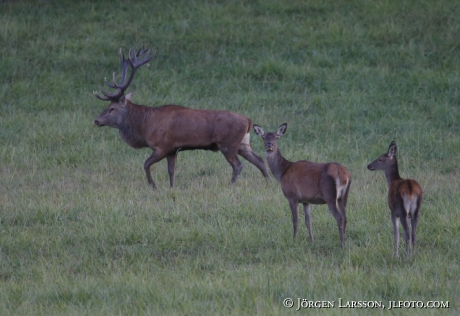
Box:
[144,105,251,150]
[280,161,350,204]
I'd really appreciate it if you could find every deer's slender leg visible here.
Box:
[326,201,345,248]
[166,153,177,188]
[392,215,400,257]
[400,214,411,257]
[289,200,299,239]
[303,203,313,242]
[144,150,167,189]
[411,210,420,253]
[338,182,351,234]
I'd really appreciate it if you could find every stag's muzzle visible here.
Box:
[94,119,104,127]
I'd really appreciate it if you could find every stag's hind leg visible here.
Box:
[238,144,270,179]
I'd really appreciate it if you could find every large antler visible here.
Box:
[93,46,157,101]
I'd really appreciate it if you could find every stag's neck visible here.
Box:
[265,149,293,182]
[385,157,402,186]
[118,102,153,149]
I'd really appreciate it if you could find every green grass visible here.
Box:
[1,0,459,314]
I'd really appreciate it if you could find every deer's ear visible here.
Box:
[253,125,265,137]
[388,141,397,157]
[276,123,287,137]
[120,92,133,107]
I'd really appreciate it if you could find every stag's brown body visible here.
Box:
[93,47,269,188]
[368,141,423,257]
[254,123,352,247]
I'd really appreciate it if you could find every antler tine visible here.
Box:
[119,47,125,64]
[136,45,150,58]
[117,58,131,87]
[129,46,156,69]
[93,90,111,101]
[131,45,146,59]
[105,49,128,89]
[115,49,131,87]
[104,72,116,89]
[136,46,144,57]
[105,48,132,90]
[100,88,123,99]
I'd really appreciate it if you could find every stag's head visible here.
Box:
[253,123,287,153]
[93,46,156,127]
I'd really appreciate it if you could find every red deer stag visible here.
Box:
[367,141,423,257]
[93,47,270,188]
[253,123,351,247]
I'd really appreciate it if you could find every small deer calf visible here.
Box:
[367,141,423,257]
[254,123,352,247]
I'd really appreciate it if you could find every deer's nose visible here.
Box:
[94,120,103,126]
[265,143,274,151]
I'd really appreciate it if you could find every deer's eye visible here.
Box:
[109,108,115,113]
[379,159,383,161]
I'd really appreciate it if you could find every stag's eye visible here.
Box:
[109,107,115,113]
[379,159,383,161]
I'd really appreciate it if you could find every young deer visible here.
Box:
[367,141,423,257]
[253,123,352,247]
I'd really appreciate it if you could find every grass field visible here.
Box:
[1,0,459,315]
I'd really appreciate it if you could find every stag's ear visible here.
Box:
[276,123,287,137]
[120,92,133,107]
[253,125,265,137]
[388,141,397,157]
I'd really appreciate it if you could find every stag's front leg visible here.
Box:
[144,150,167,189]
[220,146,243,184]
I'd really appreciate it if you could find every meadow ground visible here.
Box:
[1,0,459,315]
